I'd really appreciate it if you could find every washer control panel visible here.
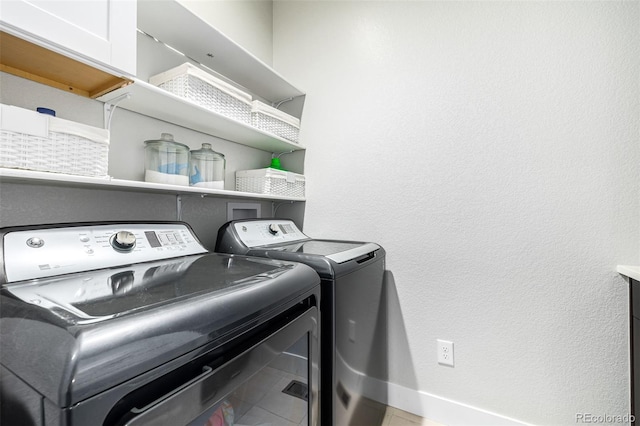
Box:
[3,223,207,282]
[233,220,308,247]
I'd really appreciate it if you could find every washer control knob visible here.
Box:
[110,231,136,252]
[268,224,279,235]
[26,237,45,248]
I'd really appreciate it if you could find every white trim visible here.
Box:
[360,374,530,426]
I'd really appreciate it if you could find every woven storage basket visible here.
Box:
[251,100,300,143]
[150,63,252,124]
[0,104,109,177]
[236,168,305,198]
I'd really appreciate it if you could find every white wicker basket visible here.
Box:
[150,63,252,124]
[0,104,110,177]
[236,168,305,198]
[251,100,300,143]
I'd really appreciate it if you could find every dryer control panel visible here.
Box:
[2,223,207,282]
[233,219,309,247]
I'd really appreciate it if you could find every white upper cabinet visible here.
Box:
[0,0,136,76]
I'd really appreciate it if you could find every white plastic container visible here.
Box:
[0,104,110,177]
[236,168,305,198]
[150,63,252,124]
[251,100,300,143]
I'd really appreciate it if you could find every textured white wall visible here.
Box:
[273,1,640,424]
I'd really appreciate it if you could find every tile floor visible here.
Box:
[381,407,445,426]
[221,363,443,426]
[227,365,308,426]
[217,365,444,426]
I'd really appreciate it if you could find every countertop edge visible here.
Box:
[617,265,640,282]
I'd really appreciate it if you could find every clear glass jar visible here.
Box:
[190,143,226,189]
[144,133,190,186]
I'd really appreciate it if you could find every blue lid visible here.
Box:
[36,107,56,116]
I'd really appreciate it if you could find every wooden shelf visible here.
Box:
[98,79,305,153]
[0,168,305,202]
[0,31,132,98]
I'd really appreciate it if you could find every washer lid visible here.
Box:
[273,240,380,263]
[4,254,296,322]
[1,253,320,407]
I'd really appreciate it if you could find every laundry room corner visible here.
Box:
[1,0,639,424]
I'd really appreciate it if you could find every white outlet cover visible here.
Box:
[437,339,454,367]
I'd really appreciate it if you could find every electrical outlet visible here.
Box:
[437,339,454,367]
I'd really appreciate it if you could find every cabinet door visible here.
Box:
[0,0,136,76]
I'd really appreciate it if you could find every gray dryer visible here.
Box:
[216,219,387,426]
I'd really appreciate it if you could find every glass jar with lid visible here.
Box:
[144,133,190,186]
[190,143,226,189]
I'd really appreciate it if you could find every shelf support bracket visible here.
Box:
[272,151,294,159]
[103,92,132,131]
[273,97,294,109]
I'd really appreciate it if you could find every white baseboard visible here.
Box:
[362,375,530,426]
